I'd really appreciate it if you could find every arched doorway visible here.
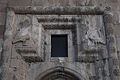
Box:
[41,71,79,80]
[36,66,85,80]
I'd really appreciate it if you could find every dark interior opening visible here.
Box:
[51,35,68,57]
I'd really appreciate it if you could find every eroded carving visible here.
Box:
[12,15,44,62]
[83,27,105,51]
[81,15,106,53]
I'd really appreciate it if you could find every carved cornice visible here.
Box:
[8,6,105,15]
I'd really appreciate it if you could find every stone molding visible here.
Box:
[35,66,86,80]
[8,6,105,15]
[2,6,119,80]
[3,6,111,62]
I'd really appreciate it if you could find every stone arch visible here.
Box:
[35,66,86,80]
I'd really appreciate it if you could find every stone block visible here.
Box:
[0,3,7,12]
[0,12,6,25]
[32,0,59,6]
[8,0,32,6]
[0,0,8,4]
[0,25,4,39]
[0,39,3,60]
[116,37,120,51]
[107,0,118,3]
[115,25,120,37]
[32,0,94,6]
[73,0,94,6]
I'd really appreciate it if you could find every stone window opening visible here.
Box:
[51,35,68,57]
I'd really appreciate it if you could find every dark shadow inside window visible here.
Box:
[51,35,68,57]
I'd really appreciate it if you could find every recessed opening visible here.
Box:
[51,35,68,57]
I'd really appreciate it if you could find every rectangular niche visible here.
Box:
[51,35,68,57]
[45,29,74,62]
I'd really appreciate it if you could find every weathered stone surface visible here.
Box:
[79,15,106,54]
[0,39,3,60]
[9,6,105,15]
[0,0,120,80]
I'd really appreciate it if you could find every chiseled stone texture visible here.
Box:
[0,0,120,80]
[0,39,3,58]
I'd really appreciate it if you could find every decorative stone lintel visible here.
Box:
[42,23,76,29]
[37,17,81,22]
[8,6,105,15]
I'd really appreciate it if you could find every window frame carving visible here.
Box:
[3,6,112,63]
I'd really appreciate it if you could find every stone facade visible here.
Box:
[0,0,120,80]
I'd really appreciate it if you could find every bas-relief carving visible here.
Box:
[81,15,106,52]
[12,15,44,62]
[77,15,106,63]
[13,15,35,50]
[3,13,108,80]
[9,14,104,80]
[2,6,120,80]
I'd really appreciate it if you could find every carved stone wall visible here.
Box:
[0,0,120,80]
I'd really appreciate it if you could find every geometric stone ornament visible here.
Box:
[1,6,120,80]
